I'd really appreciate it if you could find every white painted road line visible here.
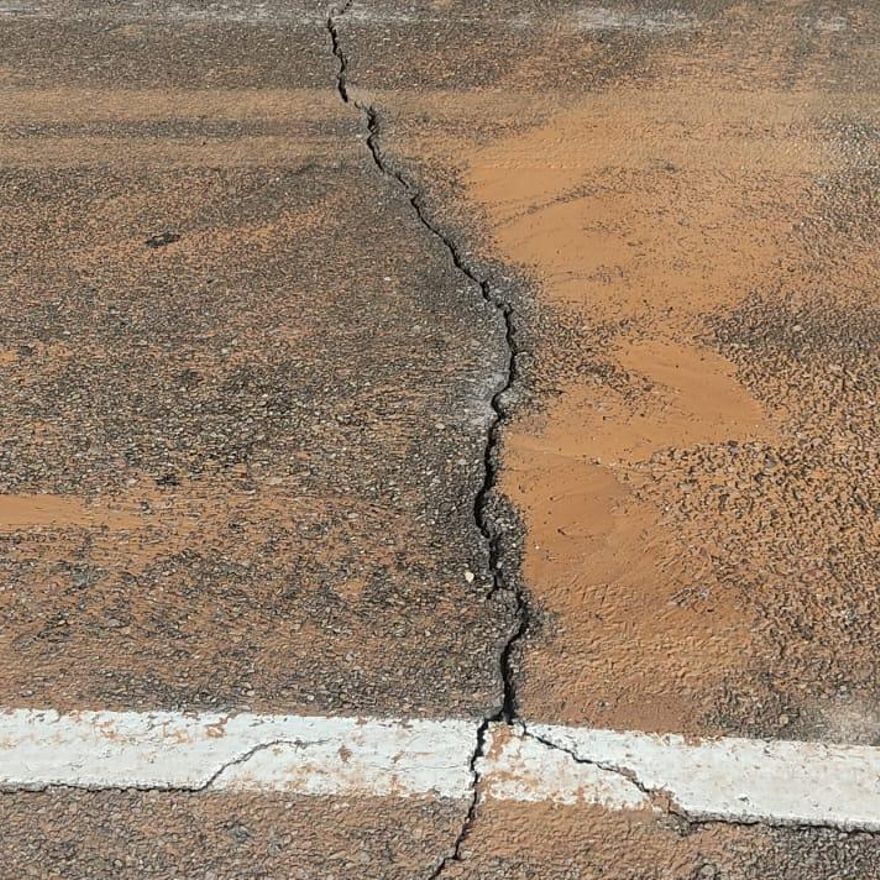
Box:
[0,710,475,799]
[531,722,880,830]
[2,709,880,830]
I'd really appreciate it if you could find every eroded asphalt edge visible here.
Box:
[324,2,880,876]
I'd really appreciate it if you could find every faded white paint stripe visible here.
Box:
[531,723,880,830]
[3,710,880,829]
[478,726,646,810]
[0,710,474,799]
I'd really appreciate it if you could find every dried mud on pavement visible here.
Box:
[2,0,880,877]
[345,0,880,744]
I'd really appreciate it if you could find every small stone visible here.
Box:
[144,231,180,249]
[779,713,790,727]
[464,570,475,583]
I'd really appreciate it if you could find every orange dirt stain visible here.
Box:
[463,83,827,732]
[0,494,142,531]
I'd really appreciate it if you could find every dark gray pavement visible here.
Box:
[0,0,510,719]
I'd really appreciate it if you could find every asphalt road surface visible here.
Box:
[1,1,879,877]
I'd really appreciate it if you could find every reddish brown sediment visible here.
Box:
[456,63,879,736]
[0,494,141,530]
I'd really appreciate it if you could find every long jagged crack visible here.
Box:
[361,90,531,731]
[358,97,527,880]
[319,11,880,849]
[325,5,527,875]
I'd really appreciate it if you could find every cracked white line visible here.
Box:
[2,709,880,831]
[0,710,472,798]
[527,722,880,830]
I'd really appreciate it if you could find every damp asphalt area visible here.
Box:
[1,1,880,877]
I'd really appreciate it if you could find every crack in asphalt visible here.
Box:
[325,0,796,867]
[0,739,328,795]
[358,109,529,722]
[327,0,352,103]
[319,4,880,860]
[520,726,694,823]
[200,738,329,791]
[325,4,528,877]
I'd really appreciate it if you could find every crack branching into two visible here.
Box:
[523,726,880,835]
[325,6,527,874]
